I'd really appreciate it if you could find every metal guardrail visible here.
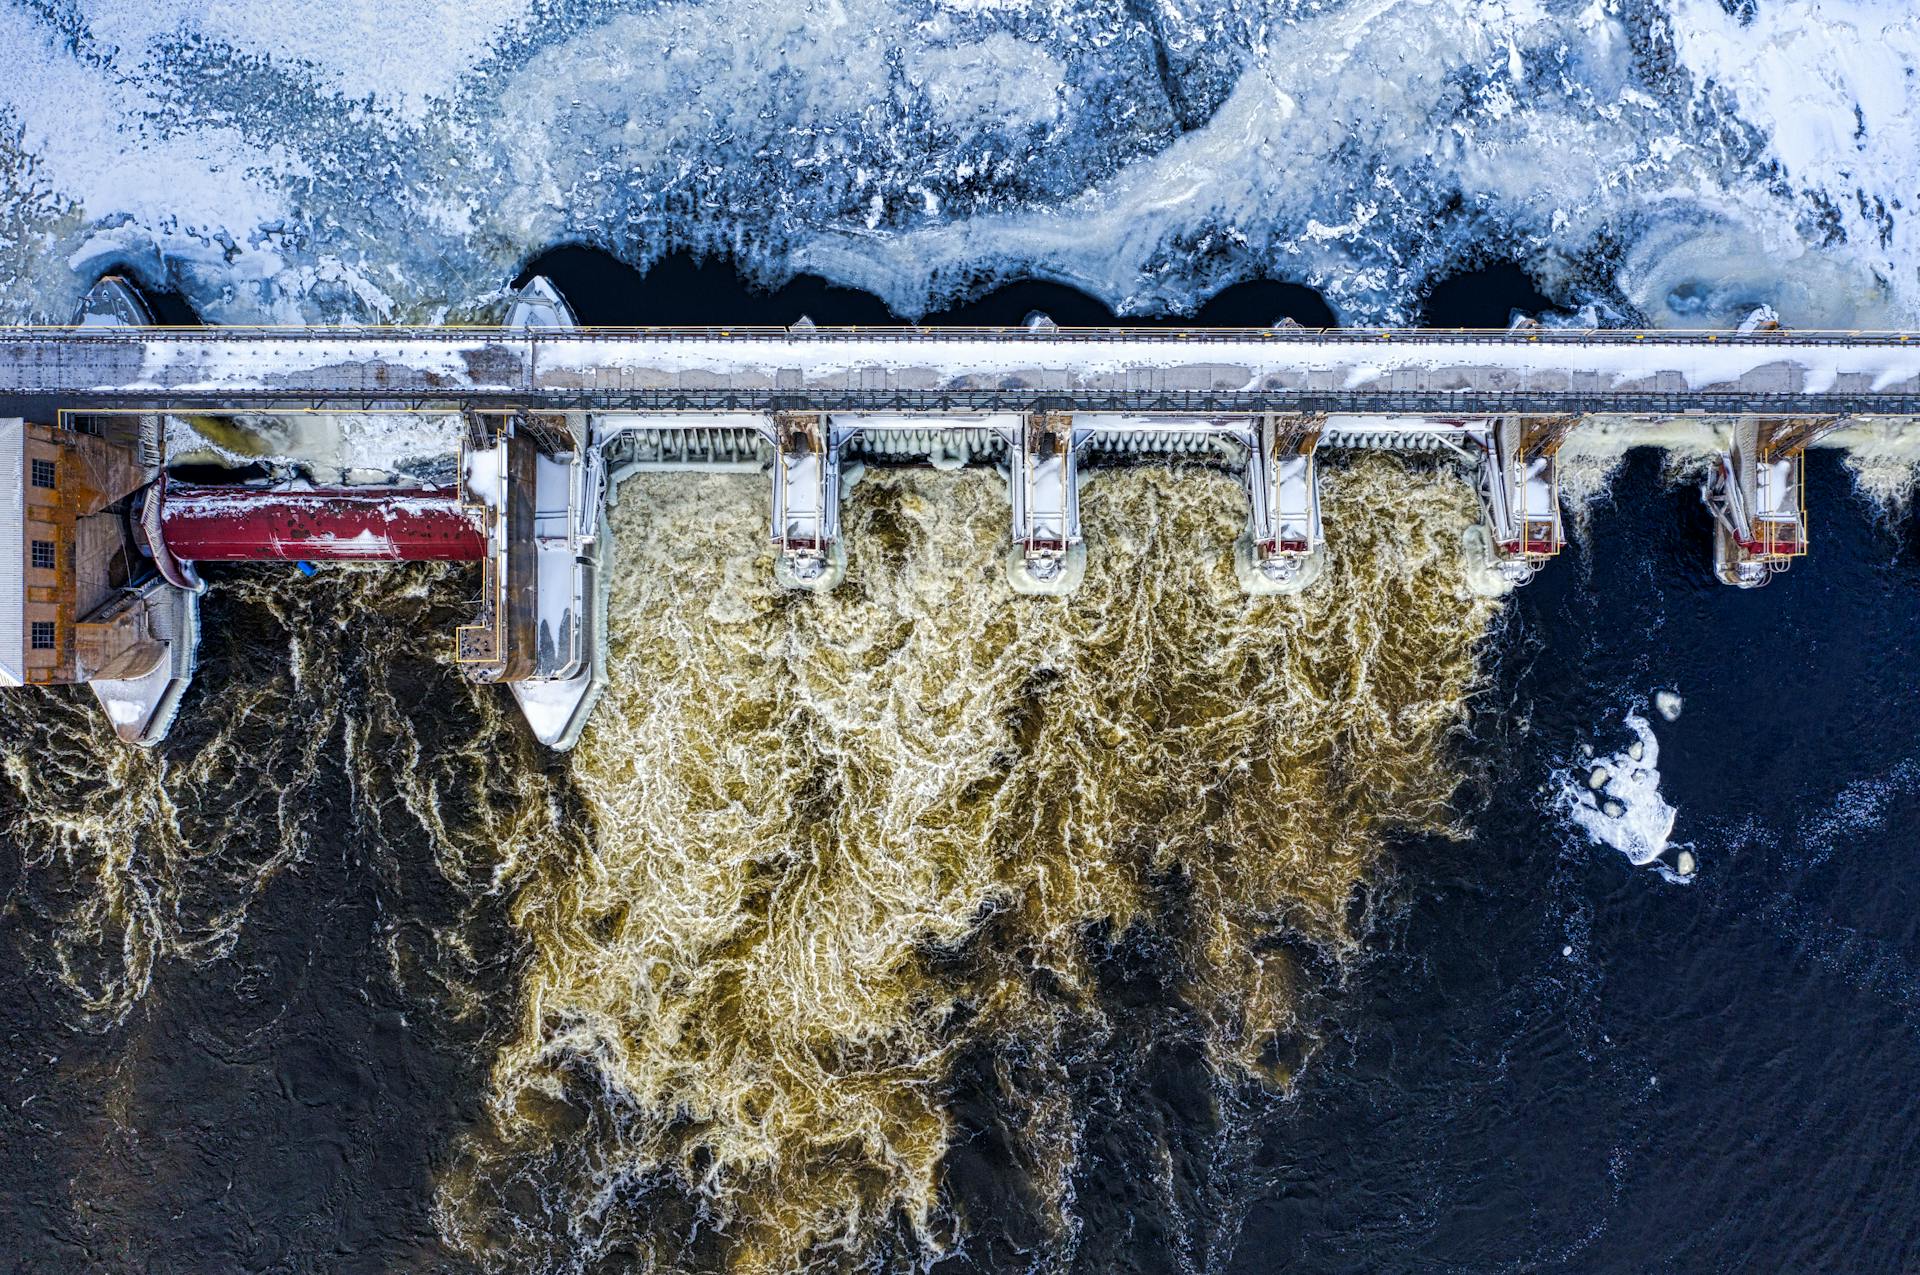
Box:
[1,323,1919,346]
[7,326,1920,416]
[30,389,1920,415]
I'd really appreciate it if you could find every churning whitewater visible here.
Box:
[0,456,1499,1272]
[432,459,1497,1271]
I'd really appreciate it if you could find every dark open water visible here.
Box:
[1,258,1915,1272]
[1236,446,1920,1273]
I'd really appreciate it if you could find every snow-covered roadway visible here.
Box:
[5,326,1920,416]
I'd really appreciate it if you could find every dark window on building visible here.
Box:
[30,458,55,489]
[30,621,54,651]
[31,540,55,570]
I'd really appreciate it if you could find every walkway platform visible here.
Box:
[5,326,1920,416]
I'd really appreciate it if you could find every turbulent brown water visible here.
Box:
[1,456,1496,1273]
[440,458,1498,1272]
[0,566,527,1030]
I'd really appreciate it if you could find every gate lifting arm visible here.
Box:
[1701,415,1840,587]
[1238,413,1326,595]
[1005,410,1087,594]
[1475,414,1572,587]
[770,411,848,591]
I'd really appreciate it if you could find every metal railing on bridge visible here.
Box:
[3,323,1920,346]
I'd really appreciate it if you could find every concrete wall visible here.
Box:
[0,420,20,686]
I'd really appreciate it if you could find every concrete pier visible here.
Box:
[1239,413,1326,595]
[1005,411,1086,594]
[769,411,848,592]
[1700,415,1840,587]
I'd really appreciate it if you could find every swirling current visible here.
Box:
[1,458,1497,1272]
[7,0,1920,1262]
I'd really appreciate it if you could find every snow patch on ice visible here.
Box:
[77,0,537,122]
[165,412,462,485]
[100,694,145,726]
[1670,0,1918,262]
[0,3,303,314]
[464,445,503,510]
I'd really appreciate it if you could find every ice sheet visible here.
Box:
[2,1,1918,330]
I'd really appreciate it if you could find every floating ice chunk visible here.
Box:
[1559,713,1690,882]
[1654,690,1683,722]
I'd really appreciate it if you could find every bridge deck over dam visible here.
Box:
[7,283,1920,753]
[6,325,1920,414]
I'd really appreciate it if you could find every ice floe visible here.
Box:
[1559,711,1694,883]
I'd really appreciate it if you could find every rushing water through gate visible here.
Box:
[436,460,1496,1269]
[0,454,1499,1272]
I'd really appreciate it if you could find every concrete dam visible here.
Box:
[3,276,1913,748]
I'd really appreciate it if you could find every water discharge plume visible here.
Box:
[0,564,557,1029]
[449,456,1499,1272]
[1830,418,1920,521]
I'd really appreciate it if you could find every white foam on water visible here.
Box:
[1558,712,1692,883]
[1793,757,1920,872]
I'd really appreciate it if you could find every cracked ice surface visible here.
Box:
[1,1,1917,328]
